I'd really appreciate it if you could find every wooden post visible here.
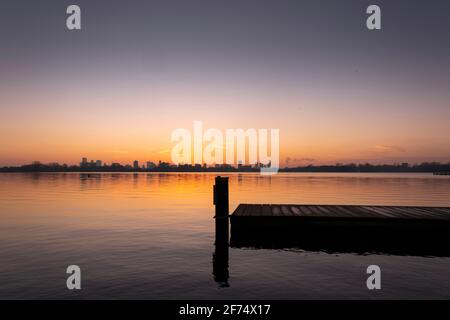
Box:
[212,176,229,286]
[213,176,229,243]
[214,176,229,218]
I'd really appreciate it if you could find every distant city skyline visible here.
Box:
[2,157,450,174]
[2,157,450,170]
[2,151,450,168]
[1,1,450,167]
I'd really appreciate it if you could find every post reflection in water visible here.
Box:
[212,176,230,287]
[213,218,229,287]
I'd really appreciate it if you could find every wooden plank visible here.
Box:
[232,204,450,221]
[404,206,442,218]
[399,206,434,218]
[438,207,450,214]
[249,204,259,216]
[431,207,450,216]
[247,204,262,217]
[327,205,351,217]
[241,204,250,217]
[355,206,386,218]
[371,206,402,218]
[389,206,433,219]
[236,204,245,216]
[343,205,373,218]
[380,206,419,219]
[340,205,371,218]
[272,205,282,217]
[425,207,449,214]
[298,205,314,216]
[261,204,272,217]
[290,206,301,216]
[306,205,324,217]
[421,207,450,218]
[281,205,295,216]
[360,206,392,218]
[346,205,378,218]
[333,206,361,218]
[233,204,245,216]
[410,207,447,219]
[377,206,411,218]
[315,205,338,217]
[400,206,434,218]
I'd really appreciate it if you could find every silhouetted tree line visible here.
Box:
[281,162,450,173]
[1,161,450,173]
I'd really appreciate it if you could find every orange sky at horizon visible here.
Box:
[1,81,450,167]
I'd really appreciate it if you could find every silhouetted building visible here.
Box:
[146,161,156,169]
[95,160,102,167]
[133,160,139,170]
[80,157,88,167]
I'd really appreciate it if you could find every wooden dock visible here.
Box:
[231,204,450,219]
[229,204,450,256]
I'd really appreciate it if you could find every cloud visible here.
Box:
[146,148,171,155]
[285,157,316,165]
[374,145,406,153]
[156,149,171,155]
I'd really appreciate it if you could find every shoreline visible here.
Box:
[0,170,443,174]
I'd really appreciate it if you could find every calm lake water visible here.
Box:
[1,172,450,299]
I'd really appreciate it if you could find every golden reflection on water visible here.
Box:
[1,172,449,226]
[1,172,450,299]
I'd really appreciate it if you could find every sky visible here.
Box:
[1,0,450,167]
